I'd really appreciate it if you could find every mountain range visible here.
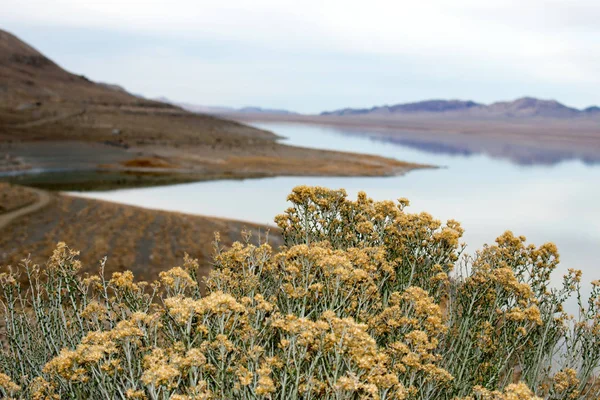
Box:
[321,97,600,119]
[154,98,297,116]
[173,97,599,120]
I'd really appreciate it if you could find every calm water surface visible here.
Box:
[71,123,600,293]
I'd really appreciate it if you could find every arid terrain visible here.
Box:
[0,28,425,277]
[0,29,423,190]
[0,183,281,281]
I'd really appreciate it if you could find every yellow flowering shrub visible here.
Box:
[0,372,21,398]
[460,382,543,399]
[1,186,599,399]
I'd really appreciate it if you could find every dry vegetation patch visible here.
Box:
[0,182,38,213]
[0,190,279,281]
[121,157,179,169]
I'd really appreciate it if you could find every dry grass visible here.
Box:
[0,182,38,213]
[0,189,280,281]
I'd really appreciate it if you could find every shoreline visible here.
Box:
[1,140,432,191]
[225,113,600,147]
[3,163,427,192]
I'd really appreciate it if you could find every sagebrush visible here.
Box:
[1,186,599,399]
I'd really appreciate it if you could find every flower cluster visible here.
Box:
[1,186,599,399]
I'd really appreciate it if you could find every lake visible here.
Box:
[71,122,600,294]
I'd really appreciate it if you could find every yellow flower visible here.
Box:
[552,368,579,396]
[109,270,139,291]
[125,389,147,399]
[255,366,275,395]
[236,366,253,386]
[159,266,197,291]
[141,348,180,387]
[0,372,20,394]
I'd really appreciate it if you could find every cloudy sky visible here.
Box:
[4,0,599,113]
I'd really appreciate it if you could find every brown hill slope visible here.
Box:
[0,29,421,189]
[0,183,281,281]
[0,29,138,107]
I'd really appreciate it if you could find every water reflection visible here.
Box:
[307,125,600,166]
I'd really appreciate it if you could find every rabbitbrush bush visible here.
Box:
[1,186,600,399]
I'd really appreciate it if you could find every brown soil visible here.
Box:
[0,185,281,281]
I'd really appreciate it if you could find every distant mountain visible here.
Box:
[179,103,236,114]
[155,99,297,116]
[236,107,297,115]
[484,97,580,118]
[322,100,482,116]
[584,106,600,114]
[321,97,597,119]
[388,100,481,113]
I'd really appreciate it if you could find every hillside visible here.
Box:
[0,182,281,281]
[0,29,418,189]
